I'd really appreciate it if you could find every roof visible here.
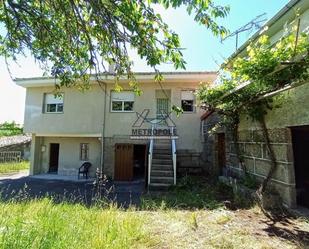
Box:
[0,134,32,148]
[15,71,218,88]
[228,0,307,61]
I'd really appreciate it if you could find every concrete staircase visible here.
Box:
[148,139,174,191]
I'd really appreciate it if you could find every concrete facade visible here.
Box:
[17,72,217,179]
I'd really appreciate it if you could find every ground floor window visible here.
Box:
[80,143,89,161]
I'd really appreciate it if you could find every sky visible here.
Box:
[0,0,289,124]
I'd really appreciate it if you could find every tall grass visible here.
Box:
[0,199,154,249]
[0,161,30,174]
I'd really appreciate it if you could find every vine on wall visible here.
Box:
[197,28,309,195]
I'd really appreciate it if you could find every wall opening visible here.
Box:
[217,133,226,175]
[291,126,309,208]
[133,144,146,180]
[49,143,59,173]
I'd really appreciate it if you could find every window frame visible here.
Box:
[80,143,89,161]
[110,91,135,113]
[43,93,64,114]
[181,90,195,113]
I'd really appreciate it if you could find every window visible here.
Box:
[111,91,134,112]
[80,143,89,161]
[181,90,195,112]
[44,93,64,113]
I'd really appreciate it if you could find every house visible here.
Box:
[202,0,309,208]
[16,71,216,189]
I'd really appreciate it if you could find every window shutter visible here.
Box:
[111,91,134,101]
[181,91,194,100]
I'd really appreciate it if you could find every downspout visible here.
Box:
[100,82,107,173]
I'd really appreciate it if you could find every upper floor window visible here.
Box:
[181,90,195,112]
[111,91,134,112]
[44,93,64,113]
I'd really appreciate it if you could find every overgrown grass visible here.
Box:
[0,161,30,174]
[0,199,154,249]
[141,176,235,210]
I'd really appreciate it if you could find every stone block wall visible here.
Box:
[226,128,296,207]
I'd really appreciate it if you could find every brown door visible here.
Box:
[114,144,133,181]
[217,133,226,174]
[49,143,60,173]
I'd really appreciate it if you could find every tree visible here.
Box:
[0,0,229,89]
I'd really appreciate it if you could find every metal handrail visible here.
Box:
[171,127,177,185]
[148,125,154,186]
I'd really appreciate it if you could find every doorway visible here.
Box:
[291,126,309,208]
[49,143,60,173]
[217,133,226,175]
[133,144,146,180]
[114,143,147,181]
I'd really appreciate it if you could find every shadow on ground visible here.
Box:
[0,176,144,207]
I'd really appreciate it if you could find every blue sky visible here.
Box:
[0,0,289,124]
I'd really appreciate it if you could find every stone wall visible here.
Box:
[0,142,31,161]
[226,128,296,207]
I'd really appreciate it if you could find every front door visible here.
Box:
[49,143,59,173]
[217,133,226,174]
[114,144,133,181]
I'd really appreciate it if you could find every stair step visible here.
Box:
[152,159,172,165]
[148,183,172,191]
[153,154,172,159]
[151,176,174,184]
[154,144,170,149]
[152,164,173,170]
[153,149,171,154]
[151,170,173,177]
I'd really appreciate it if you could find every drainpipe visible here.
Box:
[100,82,107,173]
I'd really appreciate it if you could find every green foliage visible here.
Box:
[141,176,233,210]
[0,161,30,174]
[0,199,153,249]
[197,31,309,123]
[0,0,229,91]
[0,122,23,137]
[240,174,258,189]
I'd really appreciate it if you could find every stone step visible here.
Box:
[153,154,172,159]
[151,170,173,177]
[152,158,172,165]
[153,149,171,154]
[151,164,173,171]
[154,145,171,150]
[151,176,174,184]
[148,183,171,191]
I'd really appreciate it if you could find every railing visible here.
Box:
[148,125,154,185]
[171,127,177,185]
[0,151,21,163]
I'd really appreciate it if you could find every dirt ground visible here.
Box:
[144,207,309,249]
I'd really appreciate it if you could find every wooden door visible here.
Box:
[217,133,226,173]
[114,144,133,181]
[49,143,59,173]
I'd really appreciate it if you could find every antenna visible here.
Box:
[222,13,267,51]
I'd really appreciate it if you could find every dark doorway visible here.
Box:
[49,143,60,173]
[133,144,146,180]
[217,133,226,175]
[291,126,309,208]
[114,144,134,181]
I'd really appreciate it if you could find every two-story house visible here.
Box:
[16,71,216,189]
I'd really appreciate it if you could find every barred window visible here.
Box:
[80,143,89,161]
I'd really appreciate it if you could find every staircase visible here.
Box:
[148,139,176,191]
